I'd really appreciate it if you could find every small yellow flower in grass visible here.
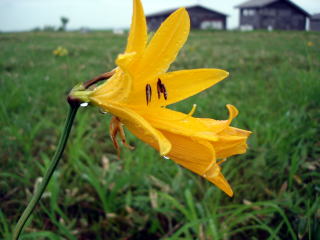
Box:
[307,41,314,47]
[72,0,251,197]
[53,46,69,56]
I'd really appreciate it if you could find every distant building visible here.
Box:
[146,5,228,31]
[235,0,309,31]
[310,13,320,31]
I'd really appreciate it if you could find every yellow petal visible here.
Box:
[127,68,229,106]
[125,0,147,56]
[91,0,146,102]
[136,8,190,75]
[162,130,215,174]
[213,127,251,159]
[91,53,136,102]
[89,69,131,103]
[117,52,137,71]
[89,100,171,155]
[126,8,190,103]
[203,163,233,197]
[215,142,248,159]
[160,130,233,197]
[199,104,239,133]
[130,105,219,141]
[198,104,251,159]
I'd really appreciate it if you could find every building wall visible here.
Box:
[310,20,320,31]
[187,7,226,30]
[239,1,307,30]
[147,15,169,31]
[147,7,226,31]
[267,1,306,30]
[239,8,260,30]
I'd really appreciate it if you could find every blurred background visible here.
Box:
[0,0,319,32]
[1,0,320,239]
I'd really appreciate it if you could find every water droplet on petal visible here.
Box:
[163,156,170,160]
[99,109,108,115]
[203,164,220,178]
[80,102,89,107]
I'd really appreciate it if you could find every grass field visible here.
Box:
[1,30,320,239]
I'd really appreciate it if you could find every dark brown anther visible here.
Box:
[161,84,167,100]
[157,78,162,99]
[156,78,168,100]
[146,84,152,105]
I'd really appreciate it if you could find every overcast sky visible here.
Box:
[0,0,319,32]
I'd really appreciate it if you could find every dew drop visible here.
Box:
[163,156,170,160]
[80,102,89,107]
[99,109,108,115]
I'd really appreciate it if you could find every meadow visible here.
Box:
[0,30,319,239]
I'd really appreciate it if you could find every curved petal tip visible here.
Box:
[226,104,239,121]
[204,164,234,197]
[159,139,172,156]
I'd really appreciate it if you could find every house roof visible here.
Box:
[235,0,309,16]
[311,13,320,20]
[146,5,228,18]
[235,0,277,8]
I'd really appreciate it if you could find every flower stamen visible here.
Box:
[145,84,152,105]
[157,78,168,100]
[217,158,227,165]
[177,104,197,121]
[187,104,197,117]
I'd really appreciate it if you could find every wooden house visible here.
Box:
[235,0,309,31]
[310,14,320,31]
[146,5,228,31]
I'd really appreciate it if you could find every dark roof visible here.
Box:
[311,13,320,20]
[235,0,276,8]
[235,0,309,16]
[146,5,228,18]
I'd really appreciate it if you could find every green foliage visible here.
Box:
[0,30,319,239]
[59,17,69,32]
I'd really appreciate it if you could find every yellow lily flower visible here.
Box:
[73,0,251,197]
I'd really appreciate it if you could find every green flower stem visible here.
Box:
[13,104,79,240]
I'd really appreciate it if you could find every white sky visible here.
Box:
[0,0,319,31]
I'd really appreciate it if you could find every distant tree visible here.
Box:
[43,25,56,32]
[59,17,69,31]
[32,27,41,32]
